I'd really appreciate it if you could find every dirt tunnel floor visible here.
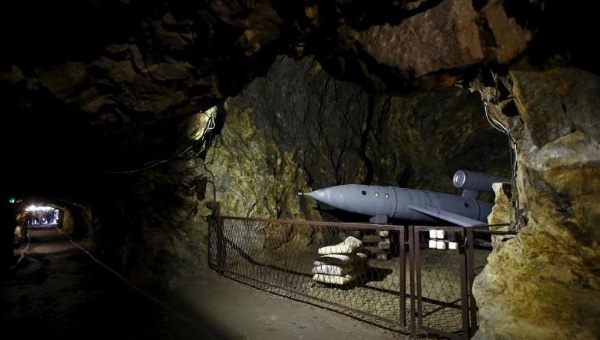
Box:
[0,228,415,340]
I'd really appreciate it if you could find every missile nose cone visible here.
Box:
[298,190,318,196]
[298,191,317,198]
[298,189,329,205]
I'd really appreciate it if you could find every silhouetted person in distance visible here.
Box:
[0,198,17,273]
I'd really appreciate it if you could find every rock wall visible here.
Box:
[1,1,598,336]
[472,68,600,339]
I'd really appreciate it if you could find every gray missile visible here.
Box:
[298,170,509,227]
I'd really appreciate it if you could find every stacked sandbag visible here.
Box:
[312,236,368,285]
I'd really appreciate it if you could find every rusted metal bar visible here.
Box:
[410,225,418,338]
[399,226,407,327]
[206,202,225,274]
[459,228,470,339]
[466,227,478,336]
[220,215,403,231]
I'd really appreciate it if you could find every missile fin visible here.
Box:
[407,205,487,228]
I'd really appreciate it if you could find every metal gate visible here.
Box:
[412,226,473,338]
[206,202,510,339]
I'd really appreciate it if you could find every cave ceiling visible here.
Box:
[0,0,596,203]
[2,3,599,337]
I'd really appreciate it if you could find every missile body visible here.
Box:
[452,170,510,199]
[300,184,492,225]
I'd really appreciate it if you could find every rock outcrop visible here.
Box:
[0,1,598,337]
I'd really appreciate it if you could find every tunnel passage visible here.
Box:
[10,195,94,245]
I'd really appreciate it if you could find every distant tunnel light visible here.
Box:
[25,205,55,212]
[25,205,60,226]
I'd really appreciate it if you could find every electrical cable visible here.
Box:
[104,108,217,174]
[476,71,521,232]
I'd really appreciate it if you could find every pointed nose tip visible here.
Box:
[297,186,352,211]
[299,189,328,204]
[298,191,315,198]
[299,188,328,200]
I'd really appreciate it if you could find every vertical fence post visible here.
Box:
[206,202,225,275]
[458,227,471,339]
[465,227,478,337]
[408,225,418,338]
[399,226,407,327]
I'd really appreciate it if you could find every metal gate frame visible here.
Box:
[206,202,511,339]
[411,225,474,339]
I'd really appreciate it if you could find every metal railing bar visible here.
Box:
[221,271,412,334]
[419,325,465,339]
[223,236,312,277]
[420,304,461,318]
[221,216,404,231]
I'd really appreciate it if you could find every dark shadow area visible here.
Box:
[0,227,227,340]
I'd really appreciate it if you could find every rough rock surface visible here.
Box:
[0,1,598,338]
[472,68,600,339]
